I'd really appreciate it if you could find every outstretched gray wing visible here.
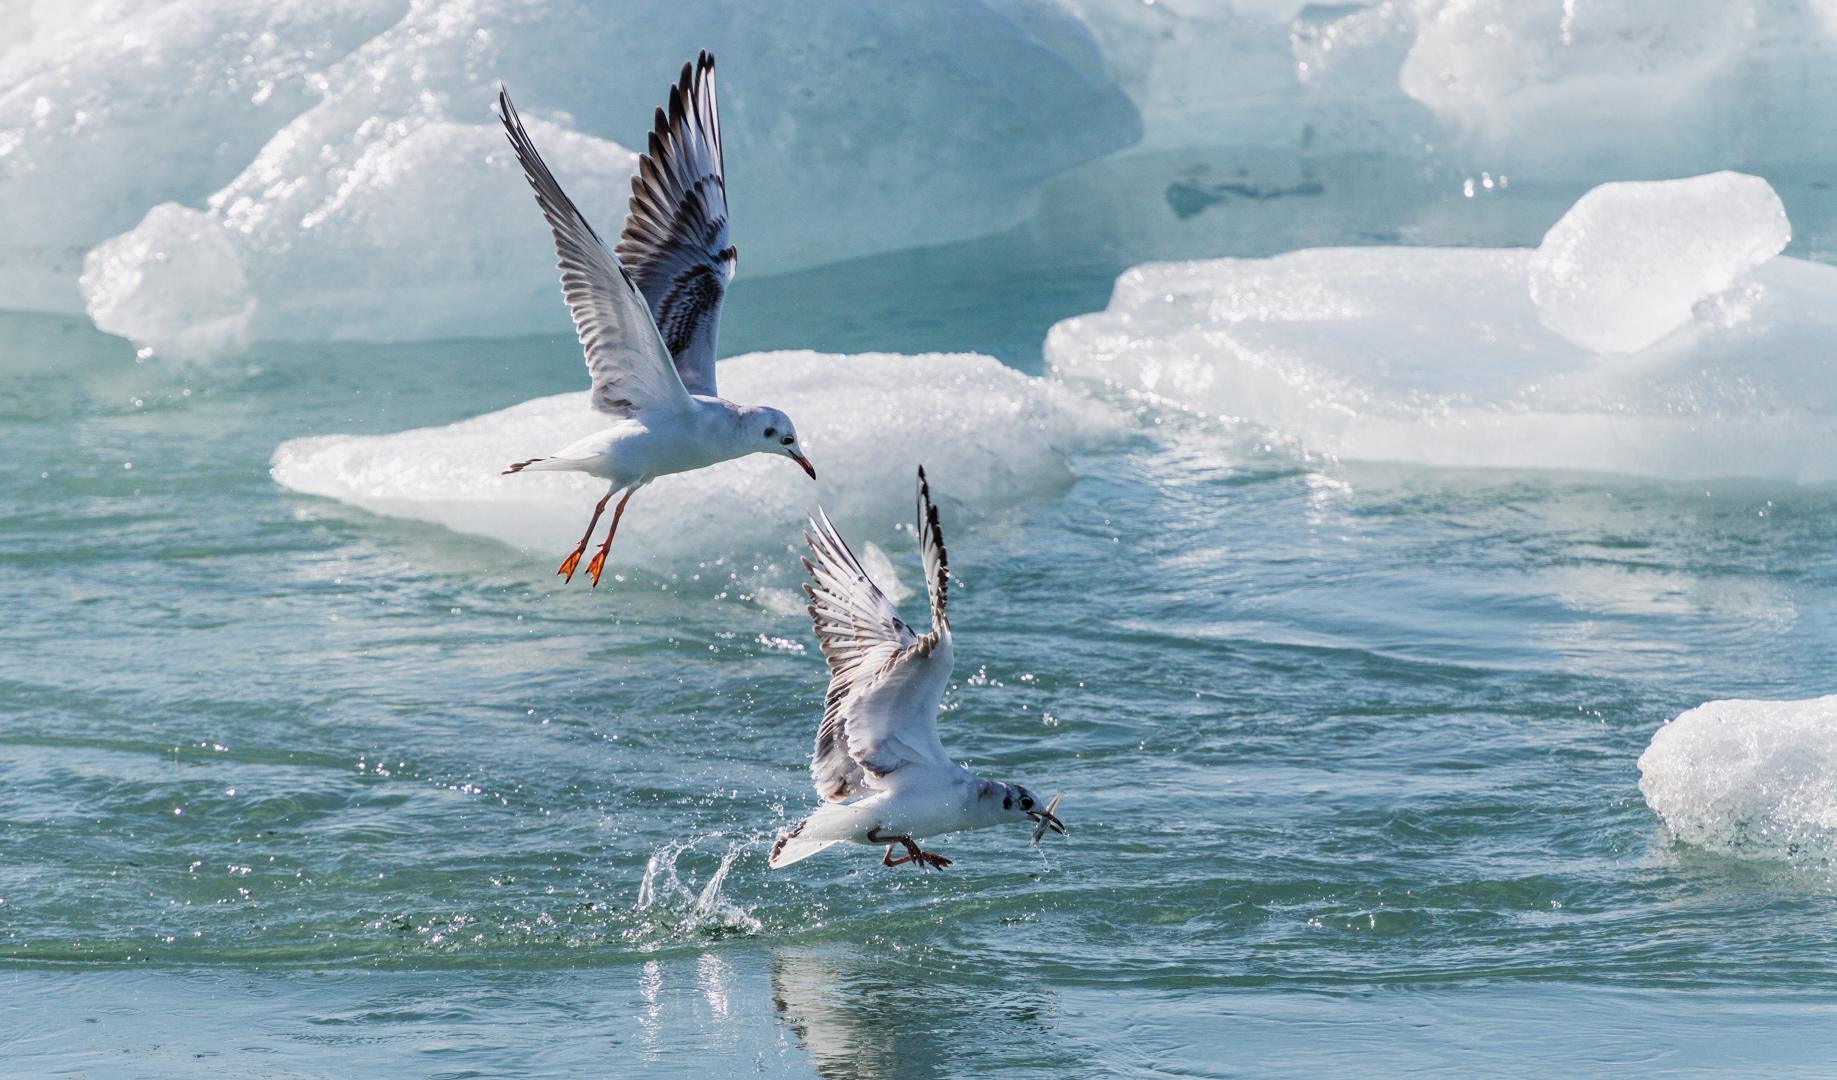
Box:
[801,470,954,802]
[614,52,735,399]
[499,86,693,420]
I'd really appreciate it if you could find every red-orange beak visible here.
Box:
[789,450,816,480]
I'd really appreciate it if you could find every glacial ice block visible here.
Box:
[1058,0,1837,182]
[65,0,1138,357]
[0,0,403,314]
[84,114,637,358]
[1045,229,1837,482]
[1528,172,1790,354]
[1639,696,1837,863]
[1401,0,1837,178]
[19,0,1837,337]
[82,203,256,360]
[1062,0,1430,156]
[270,351,1120,572]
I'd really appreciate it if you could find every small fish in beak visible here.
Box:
[1030,792,1066,844]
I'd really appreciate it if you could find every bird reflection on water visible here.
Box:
[770,945,1074,1080]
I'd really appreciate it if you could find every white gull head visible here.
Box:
[736,404,815,478]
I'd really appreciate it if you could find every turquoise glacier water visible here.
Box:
[8,193,1837,1077]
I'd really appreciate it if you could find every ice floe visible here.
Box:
[1639,695,1837,862]
[271,350,1122,573]
[1046,173,1837,483]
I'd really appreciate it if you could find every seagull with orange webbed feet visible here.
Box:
[497,55,814,585]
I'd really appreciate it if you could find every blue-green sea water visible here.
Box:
[7,174,1837,1077]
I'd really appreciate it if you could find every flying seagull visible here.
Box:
[497,55,814,586]
[769,468,1066,870]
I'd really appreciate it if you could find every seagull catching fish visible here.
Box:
[769,467,1066,870]
[496,54,814,586]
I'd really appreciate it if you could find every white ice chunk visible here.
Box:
[0,0,402,314]
[1046,233,1837,482]
[83,107,637,360]
[59,0,1137,356]
[1528,172,1790,354]
[82,203,255,360]
[18,0,1837,338]
[270,351,1122,574]
[1639,695,1837,863]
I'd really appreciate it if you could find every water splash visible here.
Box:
[631,836,763,943]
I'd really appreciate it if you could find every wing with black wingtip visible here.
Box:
[614,51,735,399]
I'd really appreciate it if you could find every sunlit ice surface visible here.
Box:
[14,2,1837,1076]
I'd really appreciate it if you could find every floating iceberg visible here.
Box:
[21,0,1837,361]
[11,0,1137,352]
[1061,0,1431,157]
[1057,0,1837,179]
[85,107,638,357]
[0,0,403,314]
[271,350,1122,573]
[1045,173,1837,483]
[1400,0,1837,179]
[1639,695,1837,863]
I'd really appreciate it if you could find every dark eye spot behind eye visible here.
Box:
[1003,796,1012,810]
[763,427,776,438]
